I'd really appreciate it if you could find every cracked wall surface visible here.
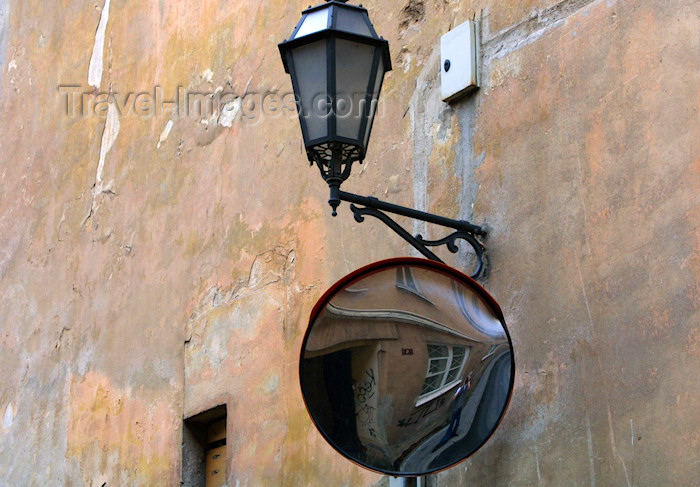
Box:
[0,0,699,485]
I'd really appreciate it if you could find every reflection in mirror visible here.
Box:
[300,259,514,476]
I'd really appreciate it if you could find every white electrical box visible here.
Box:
[440,20,479,103]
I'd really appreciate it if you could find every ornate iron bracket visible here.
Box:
[338,191,488,280]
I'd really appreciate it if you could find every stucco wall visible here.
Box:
[0,0,698,486]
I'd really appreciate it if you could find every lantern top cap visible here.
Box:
[280,0,392,74]
[283,0,385,44]
[301,0,367,14]
[300,1,370,18]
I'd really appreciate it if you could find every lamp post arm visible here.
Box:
[338,191,488,280]
[349,203,443,262]
[338,191,487,236]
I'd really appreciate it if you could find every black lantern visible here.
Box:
[279,0,392,215]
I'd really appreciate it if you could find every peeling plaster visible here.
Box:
[219,99,241,127]
[586,415,597,487]
[0,0,9,93]
[95,101,120,192]
[2,402,13,429]
[88,0,111,89]
[482,0,598,61]
[201,69,214,83]
[0,213,21,278]
[157,120,174,149]
[90,101,120,216]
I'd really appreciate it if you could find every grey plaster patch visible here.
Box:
[409,46,486,271]
[408,48,449,247]
[263,374,280,393]
[455,96,483,221]
[455,96,487,272]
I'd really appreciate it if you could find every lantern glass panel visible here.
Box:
[335,8,372,36]
[334,39,376,142]
[294,9,330,39]
[290,40,329,142]
[363,56,385,148]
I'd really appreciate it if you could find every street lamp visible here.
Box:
[278,0,392,215]
[279,0,489,280]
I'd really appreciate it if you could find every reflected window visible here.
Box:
[417,344,469,404]
[396,267,433,304]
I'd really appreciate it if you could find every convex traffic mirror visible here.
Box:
[300,258,515,476]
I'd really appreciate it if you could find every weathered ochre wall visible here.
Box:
[0,0,698,486]
[457,1,700,485]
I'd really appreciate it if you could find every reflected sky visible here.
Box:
[300,259,514,476]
